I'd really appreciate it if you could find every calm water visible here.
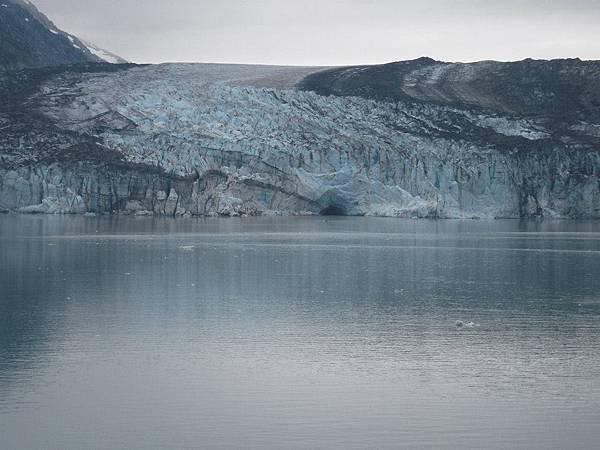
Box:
[1,216,600,449]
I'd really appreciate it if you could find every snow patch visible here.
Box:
[85,43,122,64]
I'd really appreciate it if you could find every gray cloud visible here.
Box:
[32,0,600,65]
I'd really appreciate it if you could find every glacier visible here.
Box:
[1,60,600,218]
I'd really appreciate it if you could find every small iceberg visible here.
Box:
[456,320,479,329]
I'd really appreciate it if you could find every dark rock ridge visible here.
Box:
[0,0,125,72]
[298,57,600,122]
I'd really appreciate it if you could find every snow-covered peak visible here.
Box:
[0,0,127,70]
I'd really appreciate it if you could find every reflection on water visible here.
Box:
[1,216,600,449]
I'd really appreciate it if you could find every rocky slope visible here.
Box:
[1,57,599,218]
[0,0,125,71]
[298,57,600,123]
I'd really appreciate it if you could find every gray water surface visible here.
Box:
[1,216,600,449]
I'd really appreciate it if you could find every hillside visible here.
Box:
[0,0,125,71]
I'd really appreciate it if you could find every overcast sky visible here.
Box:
[32,0,600,66]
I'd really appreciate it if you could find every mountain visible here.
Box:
[0,0,125,71]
